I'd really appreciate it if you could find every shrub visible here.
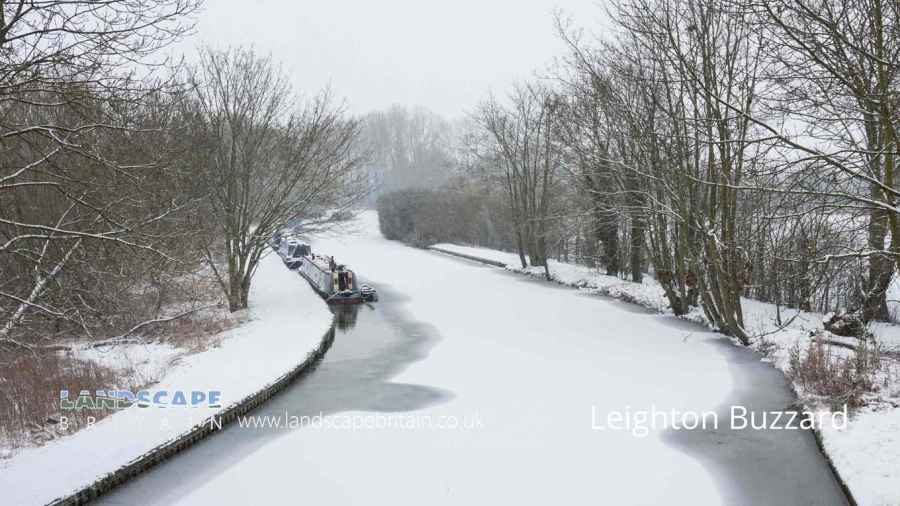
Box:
[788,334,881,409]
[0,351,124,451]
[376,184,517,249]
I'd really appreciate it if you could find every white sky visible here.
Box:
[183,0,609,119]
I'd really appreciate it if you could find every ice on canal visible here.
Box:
[100,211,846,505]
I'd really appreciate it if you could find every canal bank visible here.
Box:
[0,252,334,506]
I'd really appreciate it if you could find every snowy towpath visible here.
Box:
[100,212,847,505]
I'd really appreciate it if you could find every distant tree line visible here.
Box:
[376,180,513,249]
[361,106,455,200]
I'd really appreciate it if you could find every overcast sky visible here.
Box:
[184,0,607,119]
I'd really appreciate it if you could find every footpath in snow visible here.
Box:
[431,242,900,506]
[0,251,333,506]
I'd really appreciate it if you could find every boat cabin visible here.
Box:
[298,255,363,304]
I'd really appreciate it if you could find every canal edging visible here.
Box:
[427,245,508,268]
[45,326,336,506]
[792,385,859,506]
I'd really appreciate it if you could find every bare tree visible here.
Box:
[186,46,367,312]
[747,0,900,321]
[0,0,201,348]
[555,0,766,342]
[476,84,562,274]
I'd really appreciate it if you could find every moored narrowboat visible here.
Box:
[298,254,364,304]
[282,241,310,270]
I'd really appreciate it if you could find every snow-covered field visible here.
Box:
[433,241,900,505]
[0,252,333,506]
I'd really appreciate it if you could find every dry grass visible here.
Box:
[138,269,242,353]
[0,268,238,456]
[0,350,138,453]
[788,334,882,410]
[156,307,242,353]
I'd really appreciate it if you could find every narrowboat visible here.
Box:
[278,239,310,260]
[281,242,310,270]
[298,255,364,304]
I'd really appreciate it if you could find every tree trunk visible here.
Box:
[227,289,243,312]
[239,275,251,309]
[582,222,597,268]
[530,231,548,267]
[629,214,644,283]
[597,212,619,276]
[864,205,892,321]
[515,228,528,269]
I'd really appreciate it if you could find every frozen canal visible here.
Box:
[100,213,847,505]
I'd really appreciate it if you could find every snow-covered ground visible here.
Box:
[99,210,850,505]
[67,341,185,386]
[0,251,333,506]
[433,241,900,505]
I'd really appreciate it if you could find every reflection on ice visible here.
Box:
[330,302,361,331]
